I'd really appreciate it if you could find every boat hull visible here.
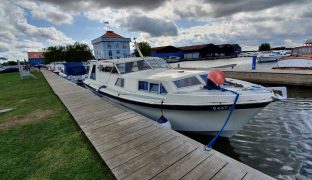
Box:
[113,98,264,137]
[257,56,279,63]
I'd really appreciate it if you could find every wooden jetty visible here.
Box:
[42,70,274,180]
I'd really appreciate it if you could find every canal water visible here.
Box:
[175,58,312,179]
[182,86,312,180]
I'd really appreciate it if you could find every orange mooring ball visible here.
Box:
[208,70,225,85]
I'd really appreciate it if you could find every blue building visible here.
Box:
[27,52,45,66]
[151,46,183,59]
[92,31,131,60]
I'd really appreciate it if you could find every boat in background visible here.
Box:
[257,52,282,63]
[58,62,87,83]
[275,40,312,69]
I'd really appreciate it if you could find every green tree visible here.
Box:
[43,42,94,64]
[134,41,151,57]
[259,43,271,51]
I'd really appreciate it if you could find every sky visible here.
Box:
[0,0,311,61]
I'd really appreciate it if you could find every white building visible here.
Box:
[92,31,131,60]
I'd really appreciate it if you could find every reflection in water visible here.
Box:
[183,88,312,180]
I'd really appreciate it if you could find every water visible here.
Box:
[173,57,312,179]
[180,84,312,179]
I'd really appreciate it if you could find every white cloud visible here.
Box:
[0,1,74,61]
[17,0,74,25]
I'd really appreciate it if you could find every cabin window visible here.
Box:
[200,74,208,82]
[138,81,148,91]
[115,78,124,88]
[174,76,201,88]
[116,60,151,74]
[90,65,96,80]
[160,84,167,94]
[149,83,159,93]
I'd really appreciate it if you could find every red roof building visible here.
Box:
[92,30,131,60]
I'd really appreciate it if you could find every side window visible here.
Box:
[90,65,96,80]
[200,74,208,82]
[115,78,124,88]
[138,81,148,91]
[149,83,159,93]
[160,84,167,94]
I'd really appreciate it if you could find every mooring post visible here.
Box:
[252,56,257,70]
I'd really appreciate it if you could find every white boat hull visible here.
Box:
[257,56,279,63]
[102,93,265,137]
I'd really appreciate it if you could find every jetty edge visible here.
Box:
[42,69,274,180]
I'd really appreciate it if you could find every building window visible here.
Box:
[115,78,124,88]
[116,43,119,48]
[116,50,120,54]
[138,81,148,91]
[108,43,112,49]
[109,50,112,58]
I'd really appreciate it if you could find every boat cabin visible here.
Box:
[85,57,208,95]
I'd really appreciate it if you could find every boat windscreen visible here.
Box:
[145,58,171,69]
[116,60,151,74]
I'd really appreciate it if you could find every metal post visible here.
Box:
[252,56,257,70]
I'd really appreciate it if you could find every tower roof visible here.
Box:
[101,31,124,38]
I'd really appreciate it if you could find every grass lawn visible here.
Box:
[0,71,114,179]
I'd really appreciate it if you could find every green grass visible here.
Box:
[0,71,114,179]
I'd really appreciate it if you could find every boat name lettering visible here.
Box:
[212,106,229,111]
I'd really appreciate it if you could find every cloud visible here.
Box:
[120,15,178,37]
[17,0,74,24]
[206,0,301,17]
[0,1,74,60]
[39,0,167,10]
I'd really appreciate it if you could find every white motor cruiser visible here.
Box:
[257,52,281,63]
[83,56,286,137]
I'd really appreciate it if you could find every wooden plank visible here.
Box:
[91,123,154,147]
[212,163,247,180]
[96,125,160,152]
[85,116,147,139]
[80,111,136,131]
[111,137,186,179]
[152,148,214,180]
[181,155,227,180]
[99,127,169,159]
[125,142,197,180]
[105,132,175,168]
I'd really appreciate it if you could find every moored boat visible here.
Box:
[58,62,88,83]
[257,52,281,63]
[83,56,286,137]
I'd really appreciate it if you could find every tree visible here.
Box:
[258,43,271,51]
[134,41,151,57]
[43,42,94,64]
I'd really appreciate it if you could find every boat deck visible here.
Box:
[42,70,274,180]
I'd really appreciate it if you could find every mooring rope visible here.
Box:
[205,88,240,151]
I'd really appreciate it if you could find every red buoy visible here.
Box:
[208,70,225,85]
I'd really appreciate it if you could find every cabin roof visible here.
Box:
[97,57,163,64]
